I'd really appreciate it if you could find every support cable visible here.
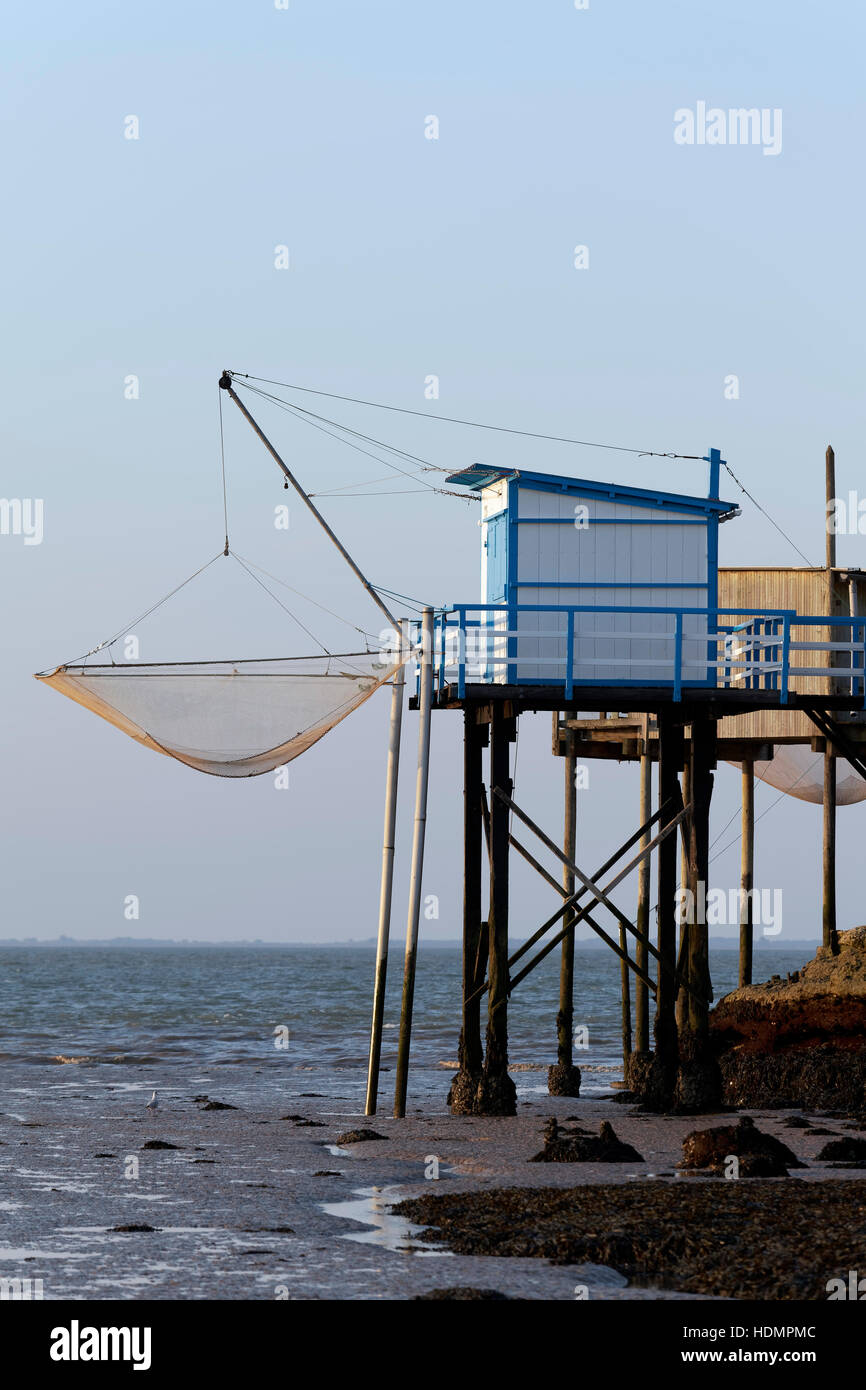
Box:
[720,460,816,567]
[230,372,703,460]
[230,553,332,656]
[64,551,227,666]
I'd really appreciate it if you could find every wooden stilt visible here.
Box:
[823,749,837,952]
[479,705,517,1115]
[618,921,632,1072]
[676,758,691,1033]
[824,443,840,955]
[549,727,581,1095]
[393,608,434,1119]
[739,759,754,987]
[364,627,406,1115]
[634,727,652,1054]
[652,710,683,1103]
[686,717,715,1035]
[448,708,485,1112]
[679,713,721,1110]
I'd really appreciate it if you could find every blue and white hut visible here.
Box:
[441,449,740,696]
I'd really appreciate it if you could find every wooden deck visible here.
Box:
[420,683,866,717]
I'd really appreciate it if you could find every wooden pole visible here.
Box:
[463,711,484,1076]
[824,444,838,953]
[826,443,836,571]
[550,727,580,1095]
[634,726,652,1054]
[676,758,691,1032]
[618,921,632,1071]
[393,607,434,1118]
[364,623,407,1114]
[654,710,683,1089]
[677,712,721,1110]
[449,709,485,1112]
[559,733,576,1062]
[823,750,837,951]
[480,705,517,1115]
[739,759,754,987]
[220,375,398,630]
[686,717,715,1037]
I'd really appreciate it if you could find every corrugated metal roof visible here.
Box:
[444,464,735,515]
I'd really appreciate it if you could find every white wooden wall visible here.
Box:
[511,486,709,684]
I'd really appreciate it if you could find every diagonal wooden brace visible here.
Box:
[491,785,708,1005]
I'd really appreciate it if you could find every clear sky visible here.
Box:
[2,0,865,943]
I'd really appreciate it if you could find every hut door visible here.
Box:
[484,511,508,682]
[485,511,507,603]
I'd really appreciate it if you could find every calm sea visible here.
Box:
[0,943,815,1104]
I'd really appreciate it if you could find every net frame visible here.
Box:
[35,650,407,778]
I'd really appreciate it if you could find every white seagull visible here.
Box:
[146,1090,159,1111]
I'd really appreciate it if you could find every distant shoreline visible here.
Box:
[0,936,820,950]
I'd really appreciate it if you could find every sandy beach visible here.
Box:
[2,1059,864,1301]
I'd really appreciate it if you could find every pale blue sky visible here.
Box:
[2,0,865,942]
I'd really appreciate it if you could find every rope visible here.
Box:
[233,381,449,474]
[231,551,379,642]
[311,488,434,497]
[233,375,819,569]
[230,372,703,460]
[66,551,226,666]
[721,461,816,568]
[707,801,742,852]
[287,400,447,475]
[230,553,332,656]
[41,652,381,672]
[510,723,520,837]
[310,473,422,496]
[641,756,822,921]
[708,755,823,866]
[372,583,431,613]
[237,382,443,492]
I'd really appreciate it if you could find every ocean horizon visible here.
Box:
[0,941,819,1103]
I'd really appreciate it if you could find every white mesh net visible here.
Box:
[35,652,404,778]
[728,742,866,805]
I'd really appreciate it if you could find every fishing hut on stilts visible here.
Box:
[35,379,866,1119]
[404,447,866,1116]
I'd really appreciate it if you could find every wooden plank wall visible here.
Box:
[716,567,859,741]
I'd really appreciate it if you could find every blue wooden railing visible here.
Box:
[409,603,866,705]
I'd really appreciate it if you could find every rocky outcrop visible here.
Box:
[413,1287,514,1300]
[679,1116,805,1176]
[547,1061,582,1097]
[815,1136,866,1164]
[710,927,866,1111]
[449,1069,517,1117]
[335,1129,387,1145]
[627,1041,723,1114]
[530,1118,644,1163]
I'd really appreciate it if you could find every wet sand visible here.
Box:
[1,1062,862,1300]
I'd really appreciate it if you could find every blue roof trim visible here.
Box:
[446,463,518,491]
[444,465,734,516]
